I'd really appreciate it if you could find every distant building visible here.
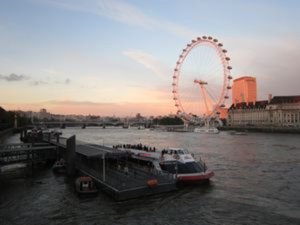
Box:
[227,95,300,127]
[39,108,50,120]
[232,76,257,105]
[266,96,300,127]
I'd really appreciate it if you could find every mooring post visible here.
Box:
[24,129,28,142]
[20,129,24,140]
[56,134,60,143]
[103,151,106,182]
[66,135,76,176]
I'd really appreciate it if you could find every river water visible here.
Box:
[0,127,300,225]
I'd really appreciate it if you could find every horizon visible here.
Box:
[1,0,300,116]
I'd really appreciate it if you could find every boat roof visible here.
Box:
[78,176,93,181]
[161,147,187,151]
[76,144,127,159]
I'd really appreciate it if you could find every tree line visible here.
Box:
[0,107,30,130]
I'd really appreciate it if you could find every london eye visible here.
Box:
[172,36,233,124]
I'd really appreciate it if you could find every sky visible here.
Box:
[0,0,300,116]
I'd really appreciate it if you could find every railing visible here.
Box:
[75,158,175,192]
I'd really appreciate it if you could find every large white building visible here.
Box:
[227,96,300,128]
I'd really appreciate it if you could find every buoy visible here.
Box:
[147,179,158,188]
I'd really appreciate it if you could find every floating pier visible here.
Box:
[1,129,177,201]
[74,142,177,200]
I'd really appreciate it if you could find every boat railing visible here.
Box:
[77,159,175,191]
[196,157,207,172]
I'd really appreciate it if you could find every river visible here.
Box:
[1,127,300,225]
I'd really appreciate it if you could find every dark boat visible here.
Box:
[52,159,66,174]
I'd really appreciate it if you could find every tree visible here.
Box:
[153,116,183,125]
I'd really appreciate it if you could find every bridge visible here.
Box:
[31,120,152,128]
[0,143,57,165]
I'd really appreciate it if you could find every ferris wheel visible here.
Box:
[172,35,233,124]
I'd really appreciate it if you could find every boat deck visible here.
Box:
[75,143,177,201]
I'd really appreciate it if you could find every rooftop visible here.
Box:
[269,96,300,104]
[76,143,127,159]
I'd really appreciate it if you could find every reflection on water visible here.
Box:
[1,128,300,224]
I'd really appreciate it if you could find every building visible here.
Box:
[232,76,257,105]
[39,108,51,120]
[227,101,269,126]
[266,96,300,127]
[227,96,300,128]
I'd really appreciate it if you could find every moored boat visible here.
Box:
[194,126,219,134]
[116,145,214,184]
[52,159,66,174]
[229,130,247,135]
[75,176,98,195]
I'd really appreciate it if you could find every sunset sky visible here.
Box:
[1,0,299,116]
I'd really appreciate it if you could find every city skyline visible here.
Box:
[1,0,300,116]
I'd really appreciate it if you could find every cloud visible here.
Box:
[43,69,68,77]
[30,77,71,86]
[123,49,171,79]
[37,0,196,38]
[0,73,30,82]
[65,78,71,84]
[54,78,71,85]
[227,35,300,99]
[31,80,49,86]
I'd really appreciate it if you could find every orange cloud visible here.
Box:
[2,100,175,117]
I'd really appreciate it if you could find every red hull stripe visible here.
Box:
[178,171,214,181]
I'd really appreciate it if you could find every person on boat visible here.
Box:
[124,166,129,175]
[82,181,89,189]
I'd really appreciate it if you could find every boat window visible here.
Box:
[177,162,205,174]
[161,162,205,174]
[177,150,184,154]
[183,149,189,154]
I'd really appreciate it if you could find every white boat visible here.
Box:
[118,145,214,183]
[194,126,219,134]
[229,130,247,135]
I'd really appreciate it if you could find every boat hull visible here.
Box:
[75,176,98,196]
[194,127,219,134]
[177,171,214,183]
